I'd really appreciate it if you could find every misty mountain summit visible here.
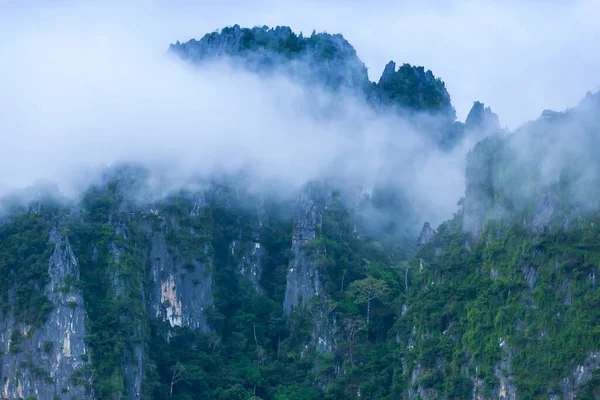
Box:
[374,60,455,120]
[169,25,370,94]
[169,25,469,147]
[417,221,435,247]
[465,101,502,134]
[5,20,600,400]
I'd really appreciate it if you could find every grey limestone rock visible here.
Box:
[417,222,435,247]
[0,228,93,400]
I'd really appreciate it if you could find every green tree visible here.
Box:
[169,363,188,399]
[346,277,392,323]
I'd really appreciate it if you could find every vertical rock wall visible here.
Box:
[149,232,213,333]
[0,228,93,400]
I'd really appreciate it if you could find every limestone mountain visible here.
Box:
[169,25,463,148]
[1,25,600,400]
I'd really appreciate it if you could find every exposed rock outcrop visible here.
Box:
[375,61,455,120]
[0,229,93,400]
[553,351,600,399]
[462,136,500,238]
[417,222,435,247]
[283,183,338,353]
[283,183,328,314]
[465,101,501,135]
[150,231,213,332]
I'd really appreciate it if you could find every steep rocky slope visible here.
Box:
[402,92,600,399]
[0,223,92,399]
[2,25,600,400]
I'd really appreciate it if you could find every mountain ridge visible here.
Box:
[169,25,472,148]
[1,24,600,400]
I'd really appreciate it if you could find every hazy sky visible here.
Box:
[3,0,599,128]
[0,0,599,225]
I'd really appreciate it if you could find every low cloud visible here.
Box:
[1,0,598,227]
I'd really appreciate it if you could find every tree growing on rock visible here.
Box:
[346,277,392,323]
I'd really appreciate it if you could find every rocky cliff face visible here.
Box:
[3,137,600,398]
[283,183,338,354]
[556,351,600,400]
[375,60,455,120]
[5,23,600,400]
[0,227,93,400]
[462,136,501,238]
[408,91,600,399]
[417,222,435,247]
[462,90,600,240]
[283,183,327,314]
[149,231,213,332]
[230,198,267,294]
[464,101,501,136]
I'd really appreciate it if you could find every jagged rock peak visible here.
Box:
[168,24,369,92]
[579,90,600,108]
[378,60,396,85]
[168,24,360,62]
[462,136,502,238]
[417,221,435,246]
[375,61,455,119]
[0,227,92,399]
[169,25,463,148]
[465,101,501,132]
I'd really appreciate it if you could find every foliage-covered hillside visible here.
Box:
[0,173,412,399]
[1,25,600,400]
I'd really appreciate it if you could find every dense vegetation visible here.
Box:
[402,213,600,398]
[0,206,56,329]
[2,24,600,400]
[71,182,411,400]
[3,170,600,399]
[377,63,454,119]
